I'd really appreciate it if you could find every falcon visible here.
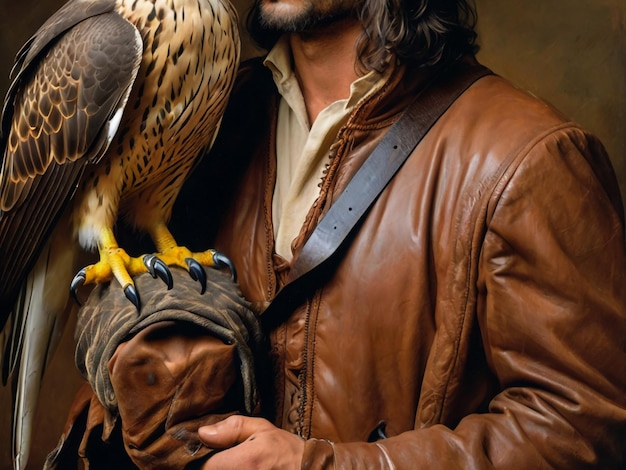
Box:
[0,0,240,467]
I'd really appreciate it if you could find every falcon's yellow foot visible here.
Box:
[151,246,236,294]
[148,223,236,292]
[70,246,168,309]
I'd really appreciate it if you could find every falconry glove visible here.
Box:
[58,266,264,469]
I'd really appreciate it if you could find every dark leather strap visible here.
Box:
[262,61,492,326]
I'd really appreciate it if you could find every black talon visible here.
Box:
[212,251,237,282]
[143,254,159,278]
[124,284,141,310]
[143,254,173,289]
[186,258,207,294]
[70,269,87,306]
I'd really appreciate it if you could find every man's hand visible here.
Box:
[199,415,305,469]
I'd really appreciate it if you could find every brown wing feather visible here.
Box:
[0,11,142,322]
[1,0,117,136]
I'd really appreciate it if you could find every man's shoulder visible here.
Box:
[452,72,571,135]
[433,70,588,170]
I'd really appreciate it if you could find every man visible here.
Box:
[178,0,626,467]
[49,0,625,468]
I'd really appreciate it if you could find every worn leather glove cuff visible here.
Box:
[74,266,263,417]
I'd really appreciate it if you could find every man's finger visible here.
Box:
[199,415,269,448]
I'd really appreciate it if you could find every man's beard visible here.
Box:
[256,0,357,35]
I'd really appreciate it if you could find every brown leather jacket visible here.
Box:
[177,55,626,468]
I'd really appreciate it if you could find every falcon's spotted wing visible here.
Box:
[0,3,143,324]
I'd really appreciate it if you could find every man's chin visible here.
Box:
[258,0,354,34]
[258,0,309,30]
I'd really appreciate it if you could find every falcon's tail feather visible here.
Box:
[3,219,79,470]
[2,278,30,386]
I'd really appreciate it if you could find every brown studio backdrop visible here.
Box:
[0,0,624,468]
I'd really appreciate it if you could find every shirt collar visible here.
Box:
[263,35,392,126]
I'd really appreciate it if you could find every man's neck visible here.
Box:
[289,18,362,124]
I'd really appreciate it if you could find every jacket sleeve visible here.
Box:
[301,126,626,469]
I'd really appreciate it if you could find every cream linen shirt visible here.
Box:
[264,37,390,260]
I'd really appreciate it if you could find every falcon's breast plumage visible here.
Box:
[0,0,240,466]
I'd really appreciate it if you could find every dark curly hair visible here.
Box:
[246,0,479,72]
